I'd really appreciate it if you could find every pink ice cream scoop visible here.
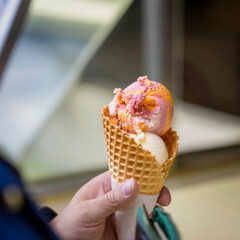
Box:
[108,76,173,136]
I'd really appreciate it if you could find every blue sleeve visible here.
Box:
[0,155,60,240]
[38,206,58,223]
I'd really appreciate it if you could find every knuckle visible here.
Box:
[106,190,118,206]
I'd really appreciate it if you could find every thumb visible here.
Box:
[91,178,138,219]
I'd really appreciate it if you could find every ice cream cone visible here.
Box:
[101,106,179,239]
[102,106,179,194]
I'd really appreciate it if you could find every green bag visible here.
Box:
[136,205,180,240]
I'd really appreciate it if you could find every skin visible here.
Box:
[50,171,171,240]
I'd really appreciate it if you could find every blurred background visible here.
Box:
[0,0,240,239]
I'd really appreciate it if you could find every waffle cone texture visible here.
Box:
[102,106,179,195]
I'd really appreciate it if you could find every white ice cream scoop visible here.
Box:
[130,132,168,165]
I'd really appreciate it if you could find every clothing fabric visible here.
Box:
[0,155,60,240]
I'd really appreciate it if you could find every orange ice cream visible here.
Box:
[108,76,173,136]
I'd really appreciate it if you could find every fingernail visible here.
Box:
[122,179,134,196]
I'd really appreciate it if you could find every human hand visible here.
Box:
[50,171,171,240]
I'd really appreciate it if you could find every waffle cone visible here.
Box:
[101,106,179,195]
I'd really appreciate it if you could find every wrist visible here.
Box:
[50,215,67,240]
